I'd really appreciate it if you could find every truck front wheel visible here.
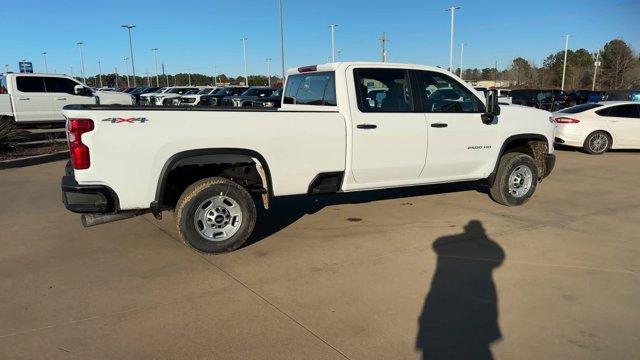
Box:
[489,152,538,206]
[174,177,257,253]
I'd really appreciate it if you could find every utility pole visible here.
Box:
[151,48,159,87]
[266,58,272,87]
[121,24,137,86]
[241,36,248,86]
[162,63,168,87]
[459,43,465,78]
[213,65,218,85]
[115,67,119,89]
[97,59,103,88]
[278,0,286,81]
[123,57,130,87]
[445,6,461,72]
[561,34,571,91]
[494,60,498,87]
[329,24,338,62]
[592,49,600,91]
[76,42,86,83]
[188,72,192,86]
[41,52,48,73]
[380,32,388,62]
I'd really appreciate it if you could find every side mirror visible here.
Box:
[482,90,500,124]
[74,85,91,96]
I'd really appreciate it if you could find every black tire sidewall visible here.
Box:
[177,180,256,253]
[496,154,538,206]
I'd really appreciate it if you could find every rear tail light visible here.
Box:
[67,118,94,169]
[553,117,580,124]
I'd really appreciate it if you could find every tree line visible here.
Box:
[460,39,639,90]
[79,38,639,91]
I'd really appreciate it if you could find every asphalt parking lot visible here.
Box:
[1,150,639,359]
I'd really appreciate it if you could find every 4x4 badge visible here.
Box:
[102,117,149,124]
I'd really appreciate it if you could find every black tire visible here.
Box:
[490,152,539,206]
[174,177,257,253]
[582,131,611,155]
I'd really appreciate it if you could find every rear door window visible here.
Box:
[16,76,46,93]
[607,104,640,118]
[284,72,336,106]
[353,68,413,112]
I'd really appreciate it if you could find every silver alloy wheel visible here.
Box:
[194,195,243,242]
[589,133,608,153]
[508,165,533,198]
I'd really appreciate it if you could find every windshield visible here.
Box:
[558,103,603,114]
[197,88,213,94]
[184,90,199,95]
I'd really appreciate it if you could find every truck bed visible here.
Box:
[62,105,347,209]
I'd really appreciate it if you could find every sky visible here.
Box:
[2,0,639,78]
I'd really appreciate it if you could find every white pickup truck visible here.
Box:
[0,73,134,124]
[61,62,556,253]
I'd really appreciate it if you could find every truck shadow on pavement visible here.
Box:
[416,220,505,360]
[246,181,489,246]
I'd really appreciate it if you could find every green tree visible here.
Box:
[600,39,638,89]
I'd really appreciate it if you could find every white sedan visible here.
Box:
[552,101,640,154]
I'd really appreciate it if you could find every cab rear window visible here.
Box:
[283,72,336,106]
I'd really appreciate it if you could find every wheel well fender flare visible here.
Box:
[487,133,550,183]
[152,148,273,212]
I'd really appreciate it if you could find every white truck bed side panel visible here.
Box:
[63,109,347,209]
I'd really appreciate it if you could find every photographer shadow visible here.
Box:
[416,220,505,360]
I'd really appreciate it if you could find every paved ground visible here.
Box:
[0,150,638,359]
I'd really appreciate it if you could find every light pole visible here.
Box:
[561,34,571,91]
[41,52,48,74]
[266,58,272,87]
[241,36,248,86]
[459,43,465,78]
[97,59,103,88]
[445,6,461,72]
[213,65,218,85]
[151,48,159,87]
[592,49,601,91]
[123,57,130,87]
[76,42,86,83]
[4,64,8,73]
[380,32,388,62]
[329,24,338,62]
[121,24,137,86]
[278,0,286,82]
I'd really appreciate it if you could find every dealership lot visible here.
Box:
[0,150,638,359]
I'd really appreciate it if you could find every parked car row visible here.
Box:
[134,85,282,108]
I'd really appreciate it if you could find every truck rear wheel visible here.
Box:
[489,152,538,206]
[174,177,256,253]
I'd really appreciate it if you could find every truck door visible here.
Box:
[413,70,497,179]
[44,76,95,116]
[349,67,427,183]
[12,75,54,122]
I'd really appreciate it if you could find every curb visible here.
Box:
[0,151,69,170]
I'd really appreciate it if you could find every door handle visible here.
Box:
[56,97,67,100]
[431,123,448,128]
[18,97,30,100]
[357,124,377,129]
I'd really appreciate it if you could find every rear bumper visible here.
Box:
[61,165,119,213]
